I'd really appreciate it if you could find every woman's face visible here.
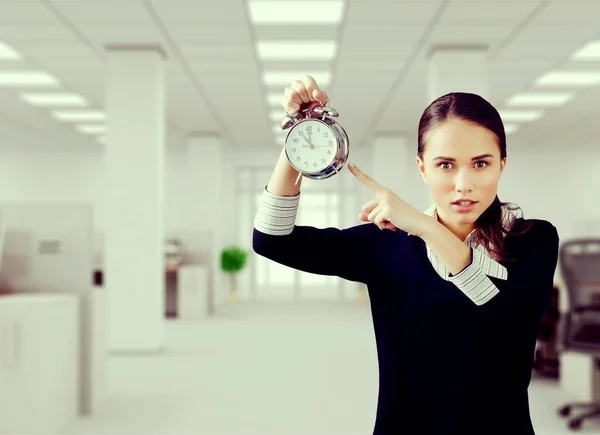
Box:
[416,118,506,241]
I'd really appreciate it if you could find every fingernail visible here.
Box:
[348,162,355,169]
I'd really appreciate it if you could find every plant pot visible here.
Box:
[357,285,368,304]
[228,274,239,303]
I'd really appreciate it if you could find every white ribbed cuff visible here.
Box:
[448,248,506,306]
[253,187,300,236]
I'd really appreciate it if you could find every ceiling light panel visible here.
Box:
[51,110,106,122]
[534,71,600,86]
[270,110,286,121]
[76,124,106,134]
[0,41,22,60]
[572,41,600,60]
[266,93,282,106]
[263,71,331,86]
[248,1,344,24]
[499,109,544,122]
[0,71,59,86]
[20,92,88,107]
[506,92,575,107]
[257,41,337,60]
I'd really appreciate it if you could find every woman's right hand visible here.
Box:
[281,75,330,115]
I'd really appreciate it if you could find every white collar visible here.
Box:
[419,203,515,280]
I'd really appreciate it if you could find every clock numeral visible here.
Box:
[324,132,328,137]
[306,126,313,132]
[317,127,320,132]
[313,162,318,168]
[327,150,331,155]
[296,156,301,161]
[304,162,308,167]
[328,140,332,145]
[321,159,326,164]
[292,148,296,153]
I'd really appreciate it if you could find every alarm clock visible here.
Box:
[280,104,349,180]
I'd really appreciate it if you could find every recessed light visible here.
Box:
[248,1,344,24]
[0,71,59,86]
[266,93,282,106]
[506,92,575,107]
[257,41,337,60]
[263,71,331,86]
[0,41,22,60]
[76,124,106,135]
[534,71,600,87]
[20,92,88,107]
[499,109,544,122]
[504,124,519,135]
[270,110,286,121]
[51,110,106,122]
[572,41,600,60]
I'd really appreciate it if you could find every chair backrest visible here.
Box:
[559,239,600,310]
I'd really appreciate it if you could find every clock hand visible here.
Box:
[300,131,310,144]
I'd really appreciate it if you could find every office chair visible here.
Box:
[556,238,600,431]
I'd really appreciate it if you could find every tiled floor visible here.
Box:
[63,300,600,435]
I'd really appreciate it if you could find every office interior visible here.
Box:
[0,0,600,434]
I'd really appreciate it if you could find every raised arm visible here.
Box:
[253,147,378,284]
[252,75,380,284]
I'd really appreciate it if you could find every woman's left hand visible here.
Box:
[348,162,433,238]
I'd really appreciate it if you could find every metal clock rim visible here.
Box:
[283,117,349,180]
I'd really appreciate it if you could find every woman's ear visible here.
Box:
[416,156,427,183]
[500,157,507,174]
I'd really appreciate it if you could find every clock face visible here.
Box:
[284,120,336,173]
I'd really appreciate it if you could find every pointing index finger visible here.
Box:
[348,163,383,192]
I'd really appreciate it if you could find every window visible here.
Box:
[237,168,354,301]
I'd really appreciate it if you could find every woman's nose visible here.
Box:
[455,170,474,192]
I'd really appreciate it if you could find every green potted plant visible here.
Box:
[220,245,248,303]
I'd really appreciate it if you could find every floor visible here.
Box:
[63,300,600,435]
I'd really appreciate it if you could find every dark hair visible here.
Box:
[417,92,533,263]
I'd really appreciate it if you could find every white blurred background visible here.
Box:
[0,1,599,434]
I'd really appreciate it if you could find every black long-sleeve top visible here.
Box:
[252,187,560,435]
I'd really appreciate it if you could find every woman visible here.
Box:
[252,75,559,435]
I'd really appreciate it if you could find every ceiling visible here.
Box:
[0,0,600,152]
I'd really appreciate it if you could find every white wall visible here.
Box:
[0,150,104,226]
[499,147,599,241]
[0,145,225,228]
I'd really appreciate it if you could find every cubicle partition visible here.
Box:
[0,202,105,433]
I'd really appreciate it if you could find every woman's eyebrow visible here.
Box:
[432,154,495,162]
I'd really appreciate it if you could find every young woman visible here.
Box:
[252,75,559,435]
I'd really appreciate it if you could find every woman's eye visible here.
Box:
[439,161,488,169]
